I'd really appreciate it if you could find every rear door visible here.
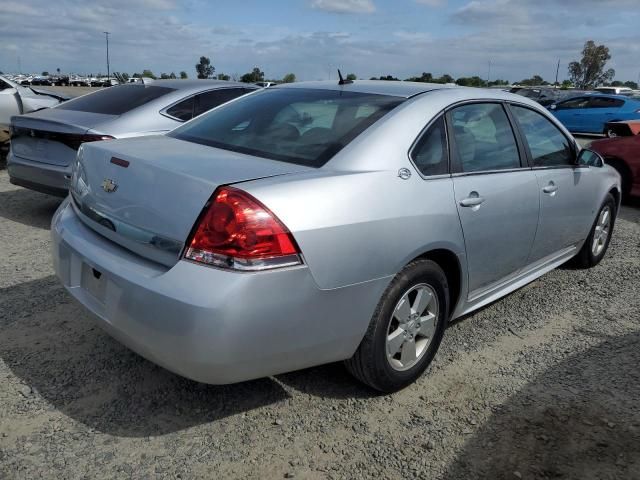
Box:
[447,102,540,298]
[583,96,625,133]
[551,96,590,132]
[508,103,600,263]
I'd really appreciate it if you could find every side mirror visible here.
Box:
[577,148,604,167]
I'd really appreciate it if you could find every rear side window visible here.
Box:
[588,97,624,108]
[411,116,448,176]
[170,88,403,167]
[165,97,195,121]
[56,85,174,115]
[193,88,253,117]
[449,103,520,173]
[510,105,573,167]
[556,97,590,110]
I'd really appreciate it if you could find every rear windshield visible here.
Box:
[169,88,404,167]
[56,85,175,115]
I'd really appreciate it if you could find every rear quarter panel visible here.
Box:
[242,170,465,291]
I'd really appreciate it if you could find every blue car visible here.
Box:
[548,94,640,135]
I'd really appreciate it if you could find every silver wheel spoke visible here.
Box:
[412,287,432,316]
[394,297,411,323]
[418,313,436,338]
[386,283,439,371]
[400,338,417,365]
[601,209,610,226]
[387,329,405,356]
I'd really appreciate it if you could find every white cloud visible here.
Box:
[310,0,375,14]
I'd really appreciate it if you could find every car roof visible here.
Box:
[147,79,254,91]
[272,80,458,98]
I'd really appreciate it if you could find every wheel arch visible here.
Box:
[605,156,632,196]
[409,248,463,319]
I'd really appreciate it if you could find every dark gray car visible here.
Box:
[7,80,257,196]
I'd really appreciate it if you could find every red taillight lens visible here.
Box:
[184,186,301,271]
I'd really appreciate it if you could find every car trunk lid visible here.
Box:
[70,135,312,267]
[10,109,116,166]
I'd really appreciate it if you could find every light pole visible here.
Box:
[103,32,110,79]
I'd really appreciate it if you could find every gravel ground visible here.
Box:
[0,169,638,479]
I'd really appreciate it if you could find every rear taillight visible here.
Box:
[184,186,302,271]
[64,134,114,150]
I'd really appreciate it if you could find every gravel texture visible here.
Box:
[0,169,638,479]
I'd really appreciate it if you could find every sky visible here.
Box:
[1,0,639,83]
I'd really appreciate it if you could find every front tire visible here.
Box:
[345,259,449,392]
[573,193,616,268]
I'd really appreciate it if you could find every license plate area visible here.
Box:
[81,262,106,303]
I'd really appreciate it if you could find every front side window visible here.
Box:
[56,85,175,115]
[449,103,520,173]
[170,89,404,167]
[411,116,448,176]
[511,105,573,167]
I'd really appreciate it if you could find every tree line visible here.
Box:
[109,41,638,90]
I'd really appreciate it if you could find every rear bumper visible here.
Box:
[51,198,389,384]
[7,151,70,197]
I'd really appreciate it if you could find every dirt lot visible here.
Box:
[0,169,638,479]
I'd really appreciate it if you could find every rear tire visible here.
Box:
[345,259,449,392]
[573,194,616,268]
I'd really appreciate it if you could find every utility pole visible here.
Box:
[103,31,110,79]
[555,59,560,88]
[487,60,491,87]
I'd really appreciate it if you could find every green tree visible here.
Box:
[488,79,509,87]
[141,69,156,79]
[169,72,177,79]
[371,75,399,81]
[160,73,171,79]
[121,72,130,81]
[195,56,215,79]
[435,74,454,84]
[346,73,357,81]
[568,40,615,89]
[455,76,486,87]
[282,73,296,83]
[217,73,230,81]
[519,75,546,86]
[560,80,573,89]
[240,67,265,83]
[180,71,188,79]
[133,73,142,78]
[42,71,49,76]
[623,80,638,89]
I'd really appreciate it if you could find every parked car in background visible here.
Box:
[8,80,257,196]
[549,94,640,135]
[594,86,634,96]
[590,120,640,198]
[51,81,620,392]
[512,87,567,107]
[0,75,68,144]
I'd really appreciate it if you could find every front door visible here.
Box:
[448,102,540,296]
[508,104,600,263]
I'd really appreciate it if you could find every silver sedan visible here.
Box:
[51,81,621,392]
[8,80,257,196]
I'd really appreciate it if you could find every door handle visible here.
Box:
[459,192,485,207]
[543,182,558,194]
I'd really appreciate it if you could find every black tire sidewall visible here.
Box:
[370,260,449,391]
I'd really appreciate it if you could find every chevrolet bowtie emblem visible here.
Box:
[101,178,118,193]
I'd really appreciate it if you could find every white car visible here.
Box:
[0,75,67,144]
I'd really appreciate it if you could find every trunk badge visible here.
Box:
[101,178,118,193]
